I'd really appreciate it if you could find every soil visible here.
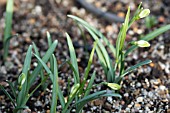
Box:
[0,0,170,113]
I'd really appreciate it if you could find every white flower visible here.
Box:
[135,40,150,47]
[139,9,150,18]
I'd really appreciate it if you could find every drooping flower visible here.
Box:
[139,9,150,18]
[134,40,150,47]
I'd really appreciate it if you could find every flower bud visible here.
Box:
[106,83,121,90]
[18,73,26,85]
[135,40,150,47]
[69,83,80,98]
[139,9,150,18]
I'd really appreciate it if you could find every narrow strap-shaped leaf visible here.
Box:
[120,7,130,51]
[50,54,58,113]
[66,61,79,83]
[95,46,107,73]
[34,54,53,81]
[32,42,44,80]
[124,60,152,74]
[17,45,32,106]
[66,33,80,83]
[22,45,32,75]
[116,59,152,83]
[82,25,114,82]
[79,42,96,94]
[76,71,96,112]
[23,76,48,105]
[6,80,17,99]
[47,32,54,73]
[75,90,121,112]
[83,42,96,82]
[84,71,96,96]
[67,15,116,57]
[0,85,15,107]
[47,31,52,46]
[58,85,65,108]
[115,26,123,61]
[62,84,80,113]
[125,24,170,56]
[128,2,142,28]
[28,40,58,88]
[83,26,114,76]
[3,0,14,60]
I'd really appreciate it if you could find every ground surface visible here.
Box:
[0,0,170,113]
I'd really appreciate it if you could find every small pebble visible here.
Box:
[107,97,113,104]
[136,97,144,103]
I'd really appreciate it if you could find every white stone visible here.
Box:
[137,97,144,102]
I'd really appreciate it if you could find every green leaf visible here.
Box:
[78,42,96,95]
[83,26,114,81]
[28,40,58,88]
[68,15,115,82]
[67,15,116,57]
[84,71,96,96]
[74,90,121,112]
[17,45,32,106]
[32,42,44,80]
[47,31,54,73]
[58,85,65,108]
[24,76,48,105]
[125,24,170,56]
[116,60,152,83]
[0,85,16,107]
[66,33,80,84]
[77,71,96,112]
[66,61,79,83]
[33,53,53,81]
[47,31,52,46]
[22,45,32,75]
[95,46,107,73]
[6,80,17,99]
[50,54,58,113]
[3,0,14,60]
[128,2,142,27]
[62,84,80,113]
[116,26,123,60]
[119,7,130,51]
[83,42,96,81]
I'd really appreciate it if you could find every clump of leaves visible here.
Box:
[37,33,121,113]
[0,32,58,113]
[68,2,170,84]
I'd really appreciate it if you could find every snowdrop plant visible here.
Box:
[0,32,58,113]
[68,2,170,84]
[33,33,122,113]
